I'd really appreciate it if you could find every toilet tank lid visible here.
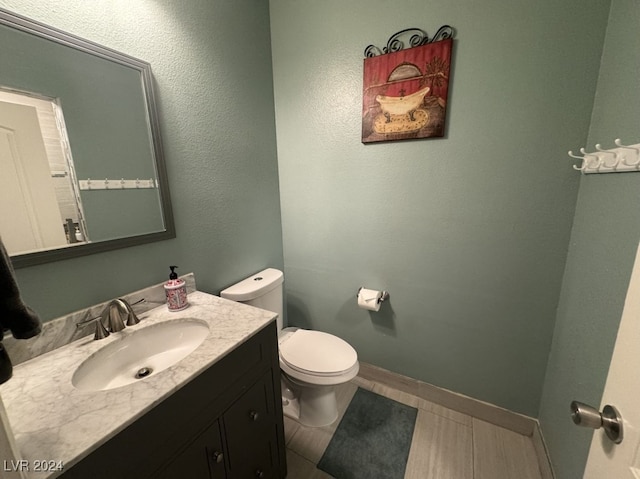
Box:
[220,268,283,301]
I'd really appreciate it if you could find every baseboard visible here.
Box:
[358,362,535,435]
[531,420,556,479]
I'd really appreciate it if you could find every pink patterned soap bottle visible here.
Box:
[164,265,189,312]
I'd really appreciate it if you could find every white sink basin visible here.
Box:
[72,319,210,391]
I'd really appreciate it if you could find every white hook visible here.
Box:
[568,150,586,171]
[579,147,602,171]
[596,144,619,161]
[623,156,640,168]
[595,144,618,169]
[614,138,640,154]
[614,139,640,168]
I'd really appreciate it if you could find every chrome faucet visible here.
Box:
[102,299,140,333]
[77,298,141,340]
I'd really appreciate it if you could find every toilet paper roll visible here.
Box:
[358,288,382,312]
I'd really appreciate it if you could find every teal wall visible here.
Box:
[539,1,640,477]
[2,1,632,476]
[270,0,609,417]
[0,0,284,320]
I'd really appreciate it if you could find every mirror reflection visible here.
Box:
[0,87,88,255]
[0,8,174,268]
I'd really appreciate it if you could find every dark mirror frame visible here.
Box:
[0,8,175,269]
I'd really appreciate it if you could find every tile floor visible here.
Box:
[284,376,544,479]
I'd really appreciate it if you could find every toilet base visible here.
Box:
[282,396,300,421]
[281,377,339,427]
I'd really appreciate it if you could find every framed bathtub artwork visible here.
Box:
[362,27,453,143]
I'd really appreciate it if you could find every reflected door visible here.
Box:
[0,101,67,254]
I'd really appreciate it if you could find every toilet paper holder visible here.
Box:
[356,287,389,304]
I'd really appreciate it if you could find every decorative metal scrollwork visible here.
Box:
[364,25,454,58]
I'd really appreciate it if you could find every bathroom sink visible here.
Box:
[72,319,210,391]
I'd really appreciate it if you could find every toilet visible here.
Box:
[220,268,359,427]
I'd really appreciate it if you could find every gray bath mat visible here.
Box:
[317,387,417,479]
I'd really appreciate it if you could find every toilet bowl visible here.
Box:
[279,327,359,426]
[220,268,359,427]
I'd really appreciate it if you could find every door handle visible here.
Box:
[570,401,623,444]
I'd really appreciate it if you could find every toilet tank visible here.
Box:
[220,268,284,331]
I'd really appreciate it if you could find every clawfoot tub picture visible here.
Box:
[362,38,452,143]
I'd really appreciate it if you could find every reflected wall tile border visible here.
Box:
[4,273,196,364]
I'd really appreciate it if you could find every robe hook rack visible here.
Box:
[568,138,640,174]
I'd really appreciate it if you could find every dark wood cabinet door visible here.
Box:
[223,373,278,479]
[155,419,227,479]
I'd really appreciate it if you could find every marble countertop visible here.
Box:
[0,291,276,479]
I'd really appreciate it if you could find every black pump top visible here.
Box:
[169,265,178,280]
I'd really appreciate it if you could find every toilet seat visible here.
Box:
[279,329,358,384]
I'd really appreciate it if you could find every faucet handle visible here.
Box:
[119,299,140,326]
[94,317,110,340]
[76,315,110,340]
[126,313,140,326]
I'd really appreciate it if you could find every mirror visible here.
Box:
[0,8,174,268]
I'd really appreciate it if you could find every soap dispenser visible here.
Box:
[164,266,188,312]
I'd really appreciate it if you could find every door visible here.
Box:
[583,241,640,477]
[0,101,67,254]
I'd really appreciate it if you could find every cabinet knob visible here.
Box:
[255,470,265,478]
[249,410,259,421]
[211,450,224,463]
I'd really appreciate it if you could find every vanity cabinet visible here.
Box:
[59,321,286,479]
